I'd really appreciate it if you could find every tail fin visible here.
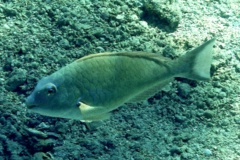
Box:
[174,39,215,81]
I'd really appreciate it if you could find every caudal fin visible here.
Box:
[174,39,215,81]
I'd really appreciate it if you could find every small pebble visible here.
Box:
[203,148,212,156]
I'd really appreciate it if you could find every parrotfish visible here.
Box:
[26,39,215,122]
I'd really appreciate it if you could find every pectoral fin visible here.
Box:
[79,102,110,122]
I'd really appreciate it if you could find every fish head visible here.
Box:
[25,74,78,118]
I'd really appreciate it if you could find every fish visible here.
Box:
[26,39,215,122]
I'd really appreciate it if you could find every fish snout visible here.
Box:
[25,95,36,109]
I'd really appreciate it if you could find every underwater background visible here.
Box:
[0,0,240,159]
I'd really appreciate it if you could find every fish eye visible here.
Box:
[45,83,57,95]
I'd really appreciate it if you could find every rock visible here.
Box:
[220,119,230,126]
[34,139,55,152]
[101,140,115,150]
[203,148,212,156]
[0,142,3,157]
[37,122,50,130]
[234,117,240,124]
[170,146,182,155]
[25,128,48,139]
[203,110,214,119]
[177,83,191,98]
[6,68,27,91]
[2,7,17,17]
[33,152,54,160]
[175,115,186,123]
[142,0,181,31]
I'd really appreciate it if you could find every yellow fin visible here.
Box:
[79,102,110,122]
[80,113,110,122]
[79,102,95,114]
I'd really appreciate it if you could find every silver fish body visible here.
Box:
[26,39,215,121]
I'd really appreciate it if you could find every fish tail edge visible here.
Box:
[175,38,215,81]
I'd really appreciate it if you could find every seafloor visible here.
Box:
[0,0,239,159]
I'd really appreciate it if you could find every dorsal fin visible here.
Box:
[75,52,171,66]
